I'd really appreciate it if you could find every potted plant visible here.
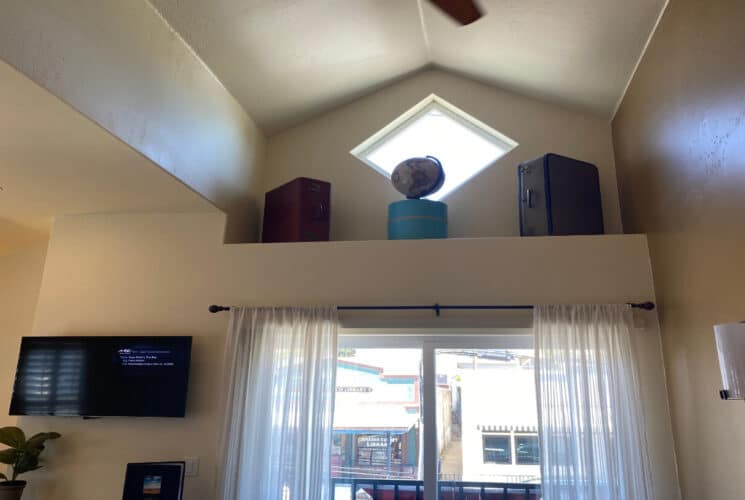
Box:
[0,427,60,500]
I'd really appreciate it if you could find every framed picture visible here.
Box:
[122,462,185,500]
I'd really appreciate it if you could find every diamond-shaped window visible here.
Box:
[351,94,518,201]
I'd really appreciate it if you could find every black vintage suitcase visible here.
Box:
[262,177,331,243]
[518,154,604,236]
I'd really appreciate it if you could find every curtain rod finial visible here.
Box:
[209,305,230,314]
[630,301,655,311]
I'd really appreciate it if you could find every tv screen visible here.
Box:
[9,336,192,417]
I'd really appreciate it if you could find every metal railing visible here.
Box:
[332,478,541,500]
[332,465,418,480]
[333,478,423,500]
[437,474,539,484]
[438,481,540,500]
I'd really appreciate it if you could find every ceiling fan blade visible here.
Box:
[428,0,483,25]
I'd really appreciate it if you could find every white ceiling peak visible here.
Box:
[148,0,668,135]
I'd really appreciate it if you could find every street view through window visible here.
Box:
[331,345,540,500]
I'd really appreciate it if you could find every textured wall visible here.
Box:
[613,0,745,498]
[264,70,623,241]
[0,0,265,242]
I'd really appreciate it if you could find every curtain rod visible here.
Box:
[208,302,655,316]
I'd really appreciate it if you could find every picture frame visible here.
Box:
[122,461,185,500]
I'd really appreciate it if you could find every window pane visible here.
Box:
[516,435,541,465]
[351,96,518,202]
[332,348,423,500]
[364,106,508,201]
[482,435,511,464]
[436,348,541,487]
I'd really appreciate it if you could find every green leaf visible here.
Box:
[14,454,38,476]
[0,428,25,449]
[28,432,60,442]
[25,433,61,455]
[0,449,22,465]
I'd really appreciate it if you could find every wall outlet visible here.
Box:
[184,457,200,477]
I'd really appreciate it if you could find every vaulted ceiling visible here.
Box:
[150,0,668,134]
[0,0,668,252]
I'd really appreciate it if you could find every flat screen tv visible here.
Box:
[9,336,192,418]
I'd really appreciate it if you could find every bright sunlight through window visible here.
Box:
[351,95,518,201]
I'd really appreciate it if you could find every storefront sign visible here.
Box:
[336,386,373,393]
[357,435,388,447]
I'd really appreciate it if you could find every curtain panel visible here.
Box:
[217,307,339,500]
[534,304,653,500]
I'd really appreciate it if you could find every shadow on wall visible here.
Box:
[0,218,49,257]
[222,197,262,244]
[0,241,49,428]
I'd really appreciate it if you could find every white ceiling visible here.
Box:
[150,0,667,135]
[0,59,216,255]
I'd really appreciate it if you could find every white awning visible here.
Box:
[333,405,419,433]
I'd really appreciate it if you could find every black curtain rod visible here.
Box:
[208,302,655,316]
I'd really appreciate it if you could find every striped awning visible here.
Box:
[477,424,538,433]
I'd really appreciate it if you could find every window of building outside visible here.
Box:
[331,334,540,500]
[515,435,540,465]
[482,434,512,464]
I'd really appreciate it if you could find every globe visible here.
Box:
[391,156,445,199]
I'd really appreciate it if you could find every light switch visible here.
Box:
[184,457,200,477]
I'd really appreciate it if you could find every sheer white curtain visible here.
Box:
[534,304,653,500]
[217,307,338,500]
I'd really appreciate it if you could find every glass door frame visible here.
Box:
[338,331,533,500]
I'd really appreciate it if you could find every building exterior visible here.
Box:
[438,351,540,483]
[332,353,422,479]
[332,349,539,486]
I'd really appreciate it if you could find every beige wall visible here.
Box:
[263,69,623,241]
[0,0,265,242]
[0,242,48,428]
[0,218,49,258]
[13,213,678,499]
[612,0,745,498]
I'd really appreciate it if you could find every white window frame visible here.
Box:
[337,330,533,500]
[349,94,519,200]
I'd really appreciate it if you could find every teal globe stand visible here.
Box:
[388,199,448,240]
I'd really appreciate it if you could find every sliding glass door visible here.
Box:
[433,346,540,500]
[331,333,540,500]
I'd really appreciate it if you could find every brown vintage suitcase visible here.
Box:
[261,177,331,242]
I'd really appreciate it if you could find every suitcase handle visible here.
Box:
[524,188,534,208]
[313,201,328,221]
